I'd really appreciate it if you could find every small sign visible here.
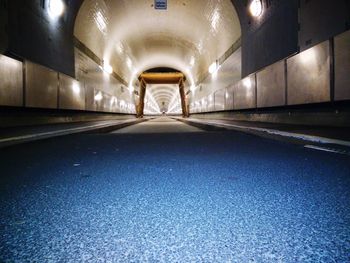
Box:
[155,0,167,10]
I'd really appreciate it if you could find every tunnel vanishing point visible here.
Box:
[1,0,350,262]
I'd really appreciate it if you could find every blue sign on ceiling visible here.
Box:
[155,0,167,10]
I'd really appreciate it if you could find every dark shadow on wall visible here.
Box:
[231,0,299,77]
[299,0,350,51]
[232,0,350,77]
[3,0,84,77]
[0,0,8,54]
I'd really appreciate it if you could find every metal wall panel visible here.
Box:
[85,85,95,111]
[76,49,135,114]
[110,96,119,112]
[59,74,85,110]
[191,48,241,104]
[94,90,107,112]
[214,89,225,111]
[257,60,286,108]
[0,55,23,106]
[201,98,208,113]
[225,85,234,110]
[287,41,330,105]
[234,75,256,110]
[334,30,350,101]
[102,93,112,113]
[25,61,58,109]
[207,94,215,112]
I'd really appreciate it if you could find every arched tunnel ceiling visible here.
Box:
[147,84,179,111]
[74,0,241,112]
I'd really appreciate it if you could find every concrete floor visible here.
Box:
[113,117,203,134]
[0,117,349,262]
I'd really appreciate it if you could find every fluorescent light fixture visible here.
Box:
[189,56,195,67]
[72,83,80,94]
[209,62,219,74]
[102,61,113,74]
[48,0,65,18]
[94,91,103,101]
[249,0,263,17]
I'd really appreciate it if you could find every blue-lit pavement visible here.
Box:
[0,118,349,262]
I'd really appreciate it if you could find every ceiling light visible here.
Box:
[249,0,263,17]
[209,62,219,74]
[48,0,65,18]
[102,61,113,74]
[94,91,103,101]
[189,56,195,67]
[126,58,132,69]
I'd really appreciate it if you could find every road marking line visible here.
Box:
[304,145,348,155]
[182,118,350,148]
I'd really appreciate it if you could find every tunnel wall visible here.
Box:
[233,0,299,77]
[298,0,350,52]
[0,0,8,54]
[233,0,350,77]
[190,29,350,125]
[3,0,84,77]
[1,0,349,119]
[1,0,349,83]
[0,54,136,115]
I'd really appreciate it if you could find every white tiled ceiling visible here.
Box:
[74,0,241,112]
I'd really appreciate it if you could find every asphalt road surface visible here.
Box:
[1,117,349,262]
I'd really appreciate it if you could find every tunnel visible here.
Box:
[1,0,350,262]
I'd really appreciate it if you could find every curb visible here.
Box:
[175,117,350,151]
[0,119,146,148]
